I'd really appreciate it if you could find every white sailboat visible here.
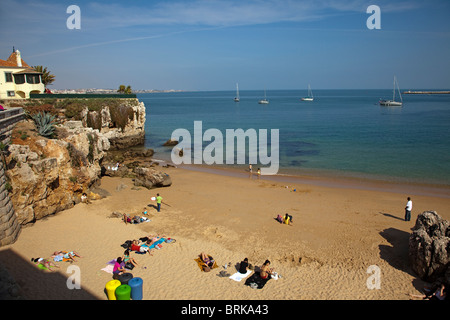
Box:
[379,76,403,106]
[234,83,240,102]
[301,84,314,101]
[258,89,269,104]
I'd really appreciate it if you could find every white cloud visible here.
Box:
[82,0,424,29]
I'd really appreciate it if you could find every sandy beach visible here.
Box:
[1,165,449,301]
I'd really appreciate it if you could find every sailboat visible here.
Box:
[379,76,403,106]
[301,84,314,101]
[234,83,240,102]
[258,89,269,104]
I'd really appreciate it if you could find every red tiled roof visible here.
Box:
[0,51,31,68]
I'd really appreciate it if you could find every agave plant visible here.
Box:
[32,112,56,138]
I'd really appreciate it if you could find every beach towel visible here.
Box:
[244,272,271,289]
[101,264,114,274]
[141,237,166,250]
[229,270,252,282]
[194,255,218,272]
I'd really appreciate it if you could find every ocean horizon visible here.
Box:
[137,89,450,187]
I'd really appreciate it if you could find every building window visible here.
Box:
[26,74,41,84]
[7,91,15,97]
[13,74,25,84]
[5,72,13,82]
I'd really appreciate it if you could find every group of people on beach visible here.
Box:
[248,164,261,180]
[113,235,169,278]
[200,253,277,282]
[31,251,82,270]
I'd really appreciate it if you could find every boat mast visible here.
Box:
[393,76,396,102]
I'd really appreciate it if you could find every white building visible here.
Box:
[0,48,45,99]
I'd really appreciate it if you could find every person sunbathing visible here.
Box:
[31,257,59,270]
[130,240,152,255]
[259,260,274,279]
[52,251,82,262]
[200,252,215,268]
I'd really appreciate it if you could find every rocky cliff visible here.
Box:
[5,120,109,224]
[58,98,146,150]
[2,98,150,225]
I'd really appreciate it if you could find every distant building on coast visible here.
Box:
[0,48,45,99]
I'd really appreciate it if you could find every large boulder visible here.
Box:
[133,167,172,189]
[409,211,450,283]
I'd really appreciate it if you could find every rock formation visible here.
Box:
[5,121,109,225]
[133,167,172,189]
[409,211,450,283]
[74,99,146,150]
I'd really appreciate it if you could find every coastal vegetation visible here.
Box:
[32,112,56,138]
[13,98,140,133]
[117,84,132,94]
[32,65,55,87]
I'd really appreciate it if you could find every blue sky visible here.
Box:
[1,0,449,91]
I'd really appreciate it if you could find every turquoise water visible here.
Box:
[138,90,450,186]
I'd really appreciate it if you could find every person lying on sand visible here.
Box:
[52,251,82,262]
[409,283,447,300]
[141,234,165,244]
[130,240,153,255]
[200,252,215,268]
[31,257,59,270]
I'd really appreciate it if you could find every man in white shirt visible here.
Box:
[405,197,412,221]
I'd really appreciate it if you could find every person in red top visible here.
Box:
[130,240,151,254]
[0,105,5,111]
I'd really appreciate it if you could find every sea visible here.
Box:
[136,90,450,187]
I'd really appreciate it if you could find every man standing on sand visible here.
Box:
[405,197,412,221]
[156,193,162,212]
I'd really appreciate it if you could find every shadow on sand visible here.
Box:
[0,248,99,300]
[378,227,427,292]
[379,211,405,221]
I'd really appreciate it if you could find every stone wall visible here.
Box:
[0,160,21,246]
[0,108,24,246]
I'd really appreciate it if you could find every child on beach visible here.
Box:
[156,193,162,212]
[284,213,293,225]
[123,250,138,269]
[81,193,90,204]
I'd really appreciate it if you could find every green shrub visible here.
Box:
[32,112,56,138]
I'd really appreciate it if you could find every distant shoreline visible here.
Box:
[403,90,450,94]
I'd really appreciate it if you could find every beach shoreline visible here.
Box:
[177,163,450,199]
[1,163,449,300]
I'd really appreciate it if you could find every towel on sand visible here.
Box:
[244,272,271,289]
[229,270,252,282]
[194,255,218,272]
[101,264,114,274]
